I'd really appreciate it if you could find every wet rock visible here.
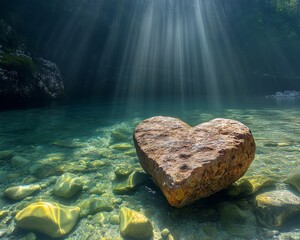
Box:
[0,224,7,238]
[90,160,106,168]
[218,202,256,237]
[14,201,80,238]
[110,214,120,225]
[53,173,83,198]
[0,52,64,104]
[226,175,273,197]
[161,228,170,238]
[285,166,300,192]
[0,210,9,220]
[110,143,133,151]
[77,197,114,218]
[11,156,30,167]
[29,163,64,178]
[119,207,153,240]
[93,212,105,225]
[114,166,134,180]
[134,117,256,207]
[255,190,300,227]
[113,171,148,194]
[4,184,40,200]
[0,150,14,161]
[20,232,37,240]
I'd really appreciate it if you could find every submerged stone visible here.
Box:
[284,166,300,192]
[255,190,300,227]
[14,201,80,238]
[134,117,256,207]
[114,167,134,180]
[20,232,37,240]
[0,210,9,220]
[110,143,133,151]
[0,150,14,161]
[119,207,153,240]
[226,175,273,197]
[52,140,82,148]
[218,202,256,237]
[53,173,83,198]
[77,197,114,218]
[4,184,41,200]
[11,156,30,167]
[113,171,148,194]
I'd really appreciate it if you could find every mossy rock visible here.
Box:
[14,201,80,238]
[0,53,37,80]
[113,171,148,194]
[119,207,153,240]
[226,175,274,197]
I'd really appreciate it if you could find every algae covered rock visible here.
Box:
[4,184,41,200]
[134,117,256,207]
[119,207,153,240]
[53,173,83,198]
[113,171,148,194]
[218,202,256,237]
[0,51,64,105]
[285,166,300,192]
[255,190,300,227]
[14,201,80,238]
[226,175,273,197]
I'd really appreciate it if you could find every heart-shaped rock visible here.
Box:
[134,117,255,207]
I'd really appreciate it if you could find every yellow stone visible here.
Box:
[4,184,41,200]
[14,202,80,238]
[119,208,153,240]
[0,210,9,220]
[227,176,273,197]
[110,143,133,151]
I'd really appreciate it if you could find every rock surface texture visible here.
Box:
[134,117,256,207]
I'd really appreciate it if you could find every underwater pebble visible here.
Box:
[4,184,41,200]
[0,210,9,220]
[20,232,37,240]
[11,156,30,167]
[284,165,300,192]
[161,228,170,238]
[53,173,83,198]
[110,214,120,225]
[256,190,300,227]
[14,201,80,238]
[119,207,153,240]
[77,197,114,218]
[0,150,14,161]
[218,202,257,237]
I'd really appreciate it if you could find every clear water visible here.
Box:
[1,97,300,239]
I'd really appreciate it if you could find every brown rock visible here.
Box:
[134,117,255,207]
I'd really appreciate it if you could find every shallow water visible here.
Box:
[1,97,300,239]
